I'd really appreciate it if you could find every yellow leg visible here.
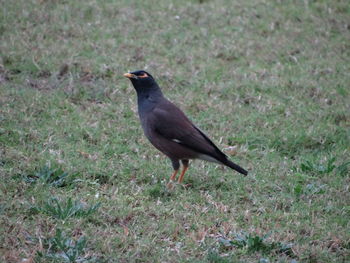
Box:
[167,170,178,189]
[178,165,189,183]
[170,169,178,181]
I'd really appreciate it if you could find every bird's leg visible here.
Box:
[167,159,180,189]
[178,166,188,183]
[178,160,189,183]
[169,169,178,181]
[167,169,178,189]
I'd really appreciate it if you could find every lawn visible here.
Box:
[0,0,349,262]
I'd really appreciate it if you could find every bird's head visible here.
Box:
[123,70,156,90]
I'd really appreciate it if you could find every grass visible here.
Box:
[1,0,349,262]
[30,196,100,221]
[35,228,90,262]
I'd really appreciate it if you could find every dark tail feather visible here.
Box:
[223,158,248,176]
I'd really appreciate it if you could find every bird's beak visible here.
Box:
[123,73,138,79]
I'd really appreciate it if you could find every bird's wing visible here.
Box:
[151,100,227,161]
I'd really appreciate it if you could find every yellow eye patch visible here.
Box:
[139,72,148,78]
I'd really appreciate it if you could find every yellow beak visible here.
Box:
[123,73,137,79]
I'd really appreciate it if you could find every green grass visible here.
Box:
[1,0,349,262]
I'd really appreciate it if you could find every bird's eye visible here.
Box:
[139,72,148,78]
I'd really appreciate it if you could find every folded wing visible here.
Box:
[151,100,228,163]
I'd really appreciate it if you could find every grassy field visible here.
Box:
[1,0,349,262]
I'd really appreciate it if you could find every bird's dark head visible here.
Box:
[123,70,156,90]
[124,70,163,103]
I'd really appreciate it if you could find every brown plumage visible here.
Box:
[124,70,248,185]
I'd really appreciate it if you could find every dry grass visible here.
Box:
[1,0,349,262]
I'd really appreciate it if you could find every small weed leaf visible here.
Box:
[218,237,233,248]
[36,228,90,262]
[24,165,73,187]
[300,161,314,172]
[305,183,326,195]
[207,249,231,263]
[147,183,172,199]
[218,232,295,257]
[337,161,350,177]
[300,157,337,175]
[35,197,100,220]
[294,183,303,199]
[326,157,337,173]
[293,173,327,198]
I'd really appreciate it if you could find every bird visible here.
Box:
[123,70,248,185]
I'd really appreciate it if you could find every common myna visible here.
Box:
[124,70,248,185]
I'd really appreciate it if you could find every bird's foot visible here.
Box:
[167,181,192,190]
[166,181,175,190]
[181,183,192,189]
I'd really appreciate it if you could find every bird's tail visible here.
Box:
[223,158,248,176]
